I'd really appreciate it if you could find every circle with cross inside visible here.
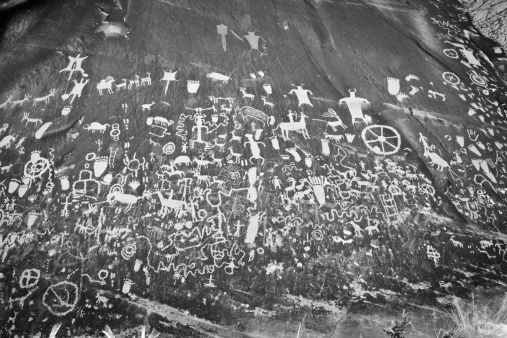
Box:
[19,269,40,289]
[443,49,458,59]
[442,72,460,86]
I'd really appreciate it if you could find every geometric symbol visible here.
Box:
[19,269,40,289]
[470,73,487,87]
[442,72,460,86]
[98,269,109,280]
[361,125,401,155]
[24,154,50,179]
[443,49,458,59]
[121,243,136,260]
[42,281,79,316]
[162,142,176,155]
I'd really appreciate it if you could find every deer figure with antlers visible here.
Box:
[260,96,274,108]
[22,113,43,126]
[274,111,310,141]
[33,89,57,106]
[239,87,255,101]
[322,108,347,130]
[141,73,152,86]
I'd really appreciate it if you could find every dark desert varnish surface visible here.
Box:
[0,0,506,336]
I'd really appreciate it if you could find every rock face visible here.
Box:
[467,0,507,85]
[0,0,507,336]
[468,0,507,53]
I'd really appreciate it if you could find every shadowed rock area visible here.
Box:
[1,0,507,337]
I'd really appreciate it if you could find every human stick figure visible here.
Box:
[59,54,88,81]
[244,31,267,56]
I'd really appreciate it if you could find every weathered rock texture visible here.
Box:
[1,0,507,337]
[468,0,507,53]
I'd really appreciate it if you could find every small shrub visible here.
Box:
[383,310,412,338]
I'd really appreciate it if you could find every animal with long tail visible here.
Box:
[145,190,188,217]
[273,111,310,141]
[419,133,449,171]
[106,185,151,212]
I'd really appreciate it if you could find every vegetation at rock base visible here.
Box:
[443,293,507,338]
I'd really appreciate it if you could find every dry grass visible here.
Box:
[445,293,507,338]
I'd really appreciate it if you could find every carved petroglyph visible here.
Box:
[97,76,115,95]
[274,111,309,141]
[289,84,313,107]
[59,54,88,80]
[362,125,401,155]
[11,95,32,108]
[0,21,504,334]
[62,78,89,104]
[32,89,57,105]
[339,89,369,123]
[21,113,42,126]
[419,134,449,171]
[243,31,266,56]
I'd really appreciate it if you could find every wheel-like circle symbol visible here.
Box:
[419,184,435,197]
[163,142,175,154]
[442,72,460,85]
[470,74,487,87]
[42,281,79,316]
[444,49,458,59]
[109,184,123,195]
[361,125,401,155]
[311,230,323,240]
[121,243,136,259]
[24,159,50,179]
[98,269,109,280]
